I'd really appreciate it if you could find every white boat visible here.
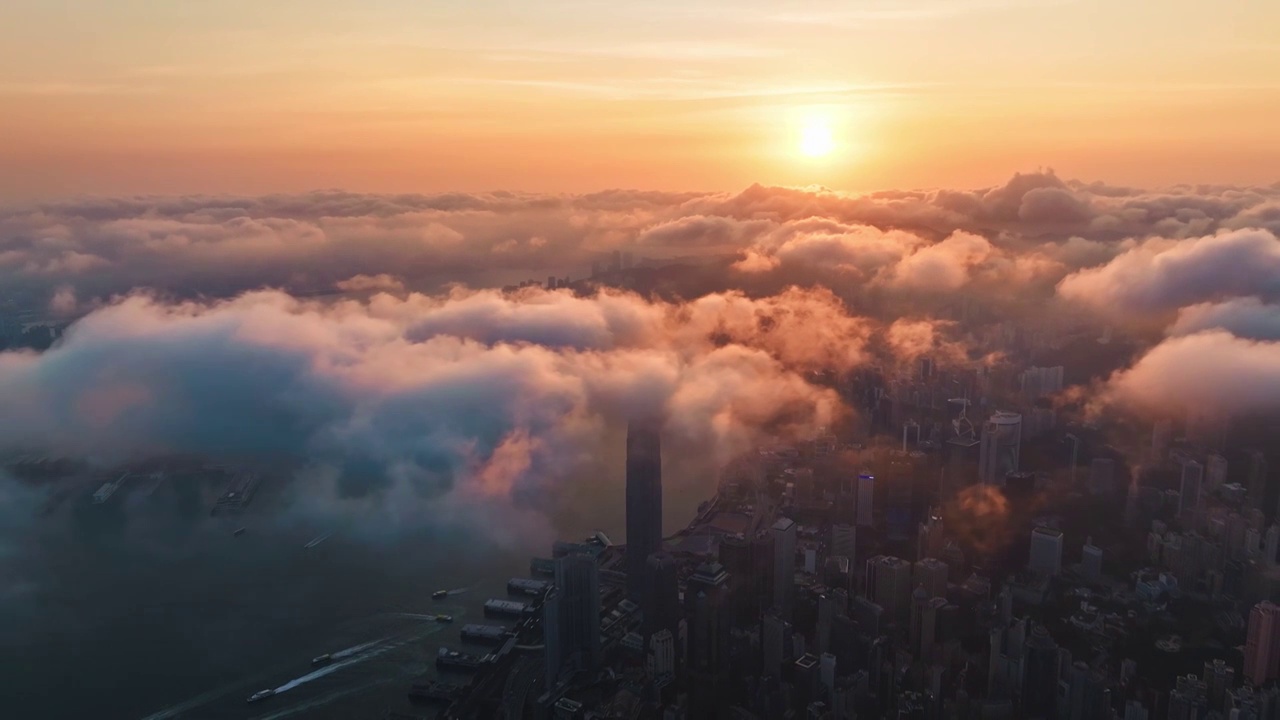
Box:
[248,689,275,703]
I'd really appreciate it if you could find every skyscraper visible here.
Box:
[912,557,949,598]
[1028,526,1063,576]
[1247,450,1268,511]
[856,474,875,527]
[685,562,732,717]
[1244,601,1280,686]
[978,411,1022,486]
[1179,460,1203,526]
[644,551,680,640]
[865,555,912,623]
[830,523,856,562]
[544,551,602,688]
[1082,538,1103,582]
[626,416,663,602]
[772,517,796,620]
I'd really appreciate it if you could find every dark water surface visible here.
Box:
[0,473,529,720]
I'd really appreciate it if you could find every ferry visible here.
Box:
[436,647,487,672]
[431,589,449,600]
[248,689,276,703]
[311,653,332,666]
[408,680,463,703]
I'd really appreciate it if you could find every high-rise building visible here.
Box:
[544,551,602,688]
[978,412,1022,486]
[644,551,680,639]
[819,652,837,702]
[1265,524,1280,567]
[1151,420,1172,465]
[912,558,949,598]
[1244,601,1280,686]
[865,555,912,623]
[917,510,945,561]
[761,611,790,680]
[626,417,663,602]
[1206,454,1228,491]
[685,562,730,673]
[685,562,732,718]
[1019,365,1064,399]
[830,524,856,562]
[1088,458,1115,496]
[1028,527,1063,577]
[1180,460,1203,526]
[648,629,675,678]
[1081,538,1103,582]
[772,517,797,620]
[1022,624,1059,718]
[856,474,875,526]
[1247,450,1268,511]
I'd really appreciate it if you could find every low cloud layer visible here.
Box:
[4,171,1280,543]
[2,171,1278,310]
[0,287,867,545]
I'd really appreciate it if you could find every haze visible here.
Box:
[3,0,1279,198]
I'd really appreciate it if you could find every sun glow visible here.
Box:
[798,117,836,158]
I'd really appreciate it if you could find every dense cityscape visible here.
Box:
[3,3,1280,716]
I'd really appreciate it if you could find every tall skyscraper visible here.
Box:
[1179,460,1203,526]
[1206,454,1228,491]
[643,551,680,640]
[865,555,912,623]
[978,412,1022,486]
[626,416,663,602]
[1082,538,1103,582]
[1244,601,1280,686]
[647,629,675,678]
[856,474,875,527]
[772,517,796,620]
[1247,450,1268,511]
[912,557,949,598]
[830,523,856,562]
[1022,624,1060,718]
[544,551,602,688]
[1028,526,1063,576]
[685,562,732,717]
[762,611,790,680]
[1088,458,1115,496]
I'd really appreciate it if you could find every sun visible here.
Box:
[798,118,836,158]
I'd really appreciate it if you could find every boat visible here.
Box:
[436,647,487,672]
[248,689,276,703]
[304,532,332,549]
[407,680,463,703]
[432,589,449,600]
[435,614,453,623]
[233,527,246,537]
[311,653,332,666]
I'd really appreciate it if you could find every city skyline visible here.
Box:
[3,1,1280,718]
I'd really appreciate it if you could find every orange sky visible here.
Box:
[2,0,1278,197]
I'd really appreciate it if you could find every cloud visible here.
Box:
[0,286,862,545]
[1168,297,1280,340]
[335,273,405,293]
[1099,330,1280,417]
[1056,228,1280,316]
[884,231,993,291]
[48,286,77,316]
[1,174,1277,309]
